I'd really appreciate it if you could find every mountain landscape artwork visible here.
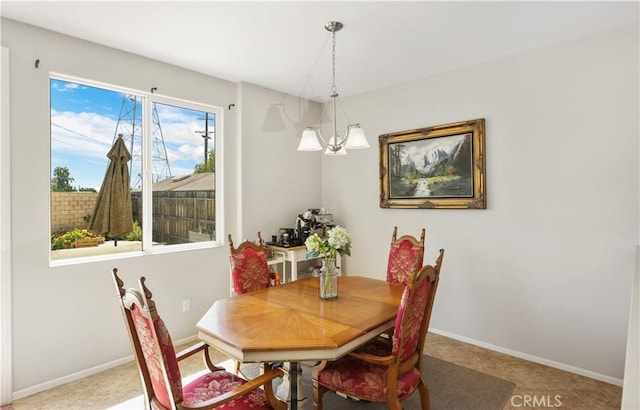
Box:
[389,132,473,198]
[379,118,485,209]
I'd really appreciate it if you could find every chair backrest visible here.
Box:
[228,232,272,295]
[386,226,426,283]
[391,249,444,369]
[112,269,183,410]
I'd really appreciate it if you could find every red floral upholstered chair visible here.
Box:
[386,226,426,284]
[228,232,277,296]
[228,232,279,375]
[312,249,444,410]
[111,269,286,410]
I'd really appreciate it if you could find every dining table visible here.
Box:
[196,275,404,410]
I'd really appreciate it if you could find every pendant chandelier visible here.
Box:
[297,21,370,156]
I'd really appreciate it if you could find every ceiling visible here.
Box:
[1,1,638,102]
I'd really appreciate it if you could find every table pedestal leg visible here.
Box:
[276,361,307,410]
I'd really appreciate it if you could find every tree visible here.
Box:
[194,150,215,173]
[51,166,76,192]
[390,144,406,177]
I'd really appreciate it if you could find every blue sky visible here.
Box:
[50,79,215,190]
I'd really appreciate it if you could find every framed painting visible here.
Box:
[379,118,485,209]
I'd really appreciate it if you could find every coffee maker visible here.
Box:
[313,212,334,236]
[295,211,313,244]
[297,209,334,239]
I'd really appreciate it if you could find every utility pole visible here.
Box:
[195,112,215,164]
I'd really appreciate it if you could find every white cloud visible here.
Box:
[51,107,211,187]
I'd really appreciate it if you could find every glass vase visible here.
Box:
[320,256,339,299]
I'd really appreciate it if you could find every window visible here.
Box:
[50,75,221,262]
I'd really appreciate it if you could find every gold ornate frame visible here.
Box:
[379,118,486,209]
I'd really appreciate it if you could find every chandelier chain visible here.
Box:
[331,30,337,96]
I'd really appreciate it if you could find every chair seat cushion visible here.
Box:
[183,370,271,409]
[316,355,421,403]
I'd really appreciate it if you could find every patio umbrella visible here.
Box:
[88,134,133,246]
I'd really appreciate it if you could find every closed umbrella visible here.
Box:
[88,134,133,246]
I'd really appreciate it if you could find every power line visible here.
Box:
[51,122,107,145]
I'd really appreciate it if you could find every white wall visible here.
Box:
[621,245,639,408]
[1,18,232,394]
[236,82,322,241]
[1,45,13,405]
[323,24,639,382]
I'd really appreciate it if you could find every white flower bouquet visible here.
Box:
[305,225,352,299]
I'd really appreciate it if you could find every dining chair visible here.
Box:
[227,232,280,375]
[386,226,426,284]
[380,226,427,340]
[111,268,287,410]
[311,249,445,410]
[228,232,278,296]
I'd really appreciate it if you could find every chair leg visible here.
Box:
[203,345,217,372]
[312,379,326,410]
[417,378,431,410]
[234,360,254,380]
[386,396,403,410]
[263,365,288,410]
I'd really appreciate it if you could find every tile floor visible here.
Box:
[8,333,622,409]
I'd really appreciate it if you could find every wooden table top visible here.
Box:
[197,276,404,362]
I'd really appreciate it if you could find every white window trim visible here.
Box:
[49,73,224,267]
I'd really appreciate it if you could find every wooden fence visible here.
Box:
[51,190,215,245]
[131,190,215,245]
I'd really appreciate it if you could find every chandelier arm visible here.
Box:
[316,128,328,146]
[315,99,331,128]
[336,98,352,126]
[312,100,332,146]
[334,98,352,147]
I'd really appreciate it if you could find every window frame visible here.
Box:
[49,73,224,266]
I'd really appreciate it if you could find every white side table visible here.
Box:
[266,245,341,283]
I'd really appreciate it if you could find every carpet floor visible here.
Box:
[9,333,622,409]
[238,355,516,410]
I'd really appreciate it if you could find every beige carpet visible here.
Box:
[10,334,622,409]
[241,355,516,410]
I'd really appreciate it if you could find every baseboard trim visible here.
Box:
[430,327,623,387]
[12,335,198,401]
[14,328,624,400]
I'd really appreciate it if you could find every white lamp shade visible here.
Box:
[297,127,322,151]
[324,136,347,155]
[344,124,369,149]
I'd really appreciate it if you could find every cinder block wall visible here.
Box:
[50,192,98,233]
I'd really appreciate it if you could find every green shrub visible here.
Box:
[123,220,142,242]
[51,228,104,250]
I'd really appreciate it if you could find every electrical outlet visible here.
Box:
[182,299,191,312]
